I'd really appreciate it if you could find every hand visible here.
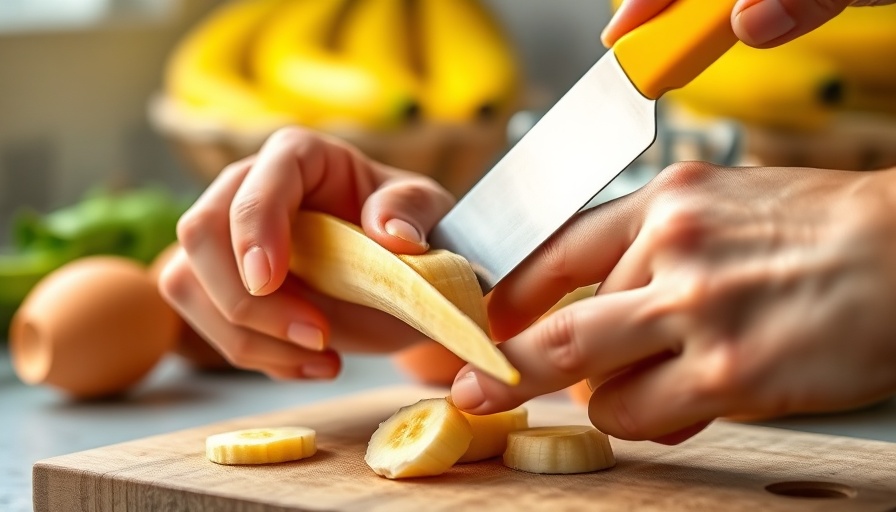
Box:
[451,163,896,444]
[158,127,454,380]
[602,0,896,49]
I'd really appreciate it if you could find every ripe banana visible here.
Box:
[252,0,420,130]
[206,426,317,465]
[457,407,528,463]
[503,425,615,474]
[163,0,292,133]
[667,42,843,131]
[365,398,473,479]
[791,5,896,92]
[418,0,521,123]
[288,211,519,386]
[338,0,423,123]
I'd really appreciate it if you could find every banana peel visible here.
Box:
[289,211,518,386]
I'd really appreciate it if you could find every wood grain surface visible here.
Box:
[33,386,896,512]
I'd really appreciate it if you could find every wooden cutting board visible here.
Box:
[33,385,896,512]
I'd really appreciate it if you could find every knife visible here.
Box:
[429,0,739,292]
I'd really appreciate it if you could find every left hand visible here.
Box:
[451,163,896,444]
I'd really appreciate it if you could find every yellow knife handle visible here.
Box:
[612,0,739,100]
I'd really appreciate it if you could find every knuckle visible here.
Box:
[533,235,578,294]
[536,310,585,373]
[652,161,717,194]
[644,203,707,251]
[220,295,254,327]
[690,342,748,402]
[176,207,215,251]
[230,192,266,230]
[220,333,255,367]
[267,126,314,148]
[156,257,193,308]
[380,177,451,213]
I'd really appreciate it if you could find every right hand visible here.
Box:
[601,0,896,49]
[158,127,455,380]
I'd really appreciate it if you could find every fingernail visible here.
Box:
[384,218,427,248]
[735,0,796,45]
[287,323,325,351]
[302,362,337,380]
[242,246,271,295]
[451,371,486,410]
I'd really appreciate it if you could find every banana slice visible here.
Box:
[289,211,519,386]
[206,426,317,465]
[457,407,528,463]
[365,398,473,479]
[503,425,615,474]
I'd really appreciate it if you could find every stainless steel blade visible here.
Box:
[429,51,657,292]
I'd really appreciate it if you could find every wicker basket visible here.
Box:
[743,111,896,171]
[148,93,513,197]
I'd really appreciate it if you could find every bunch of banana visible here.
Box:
[663,3,896,130]
[163,0,520,134]
[163,0,293,135]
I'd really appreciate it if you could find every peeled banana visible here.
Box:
[503,425,615,474]
[289,211,519,386]
[457,407,528,463]
[206,426,317,465]
[365,398,473,479]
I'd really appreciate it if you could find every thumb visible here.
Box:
[732,0,876,48]
[360,174,455,255]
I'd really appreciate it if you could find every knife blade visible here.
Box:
[429,0,738,292]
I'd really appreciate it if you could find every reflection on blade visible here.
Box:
[430,52,657,291]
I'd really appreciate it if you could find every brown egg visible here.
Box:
[149,243,233,371]
[392,341,467,387]
[10,256,180,399]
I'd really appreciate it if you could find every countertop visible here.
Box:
[2,344,895,512]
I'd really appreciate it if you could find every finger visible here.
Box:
[587,351,730,441]
[177,159,332,351]
[594,229,654,296]
[601,0,676,47]
[451,286,680,414]
[360,172,456,254]
[651,421,712,445]
[230,127,390,296]
[488,193,645,340]
[732,0,853,48]
[158,252,341,379]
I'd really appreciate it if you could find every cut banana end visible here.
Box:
[366,398,473,479]
[503,426,615,474]
[290,211,519,386]
[206,427,317,465]
[458,407,528,463]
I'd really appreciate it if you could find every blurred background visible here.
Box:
[3,4,896,510]
[2,0,896,398]
[0,0,612,238]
